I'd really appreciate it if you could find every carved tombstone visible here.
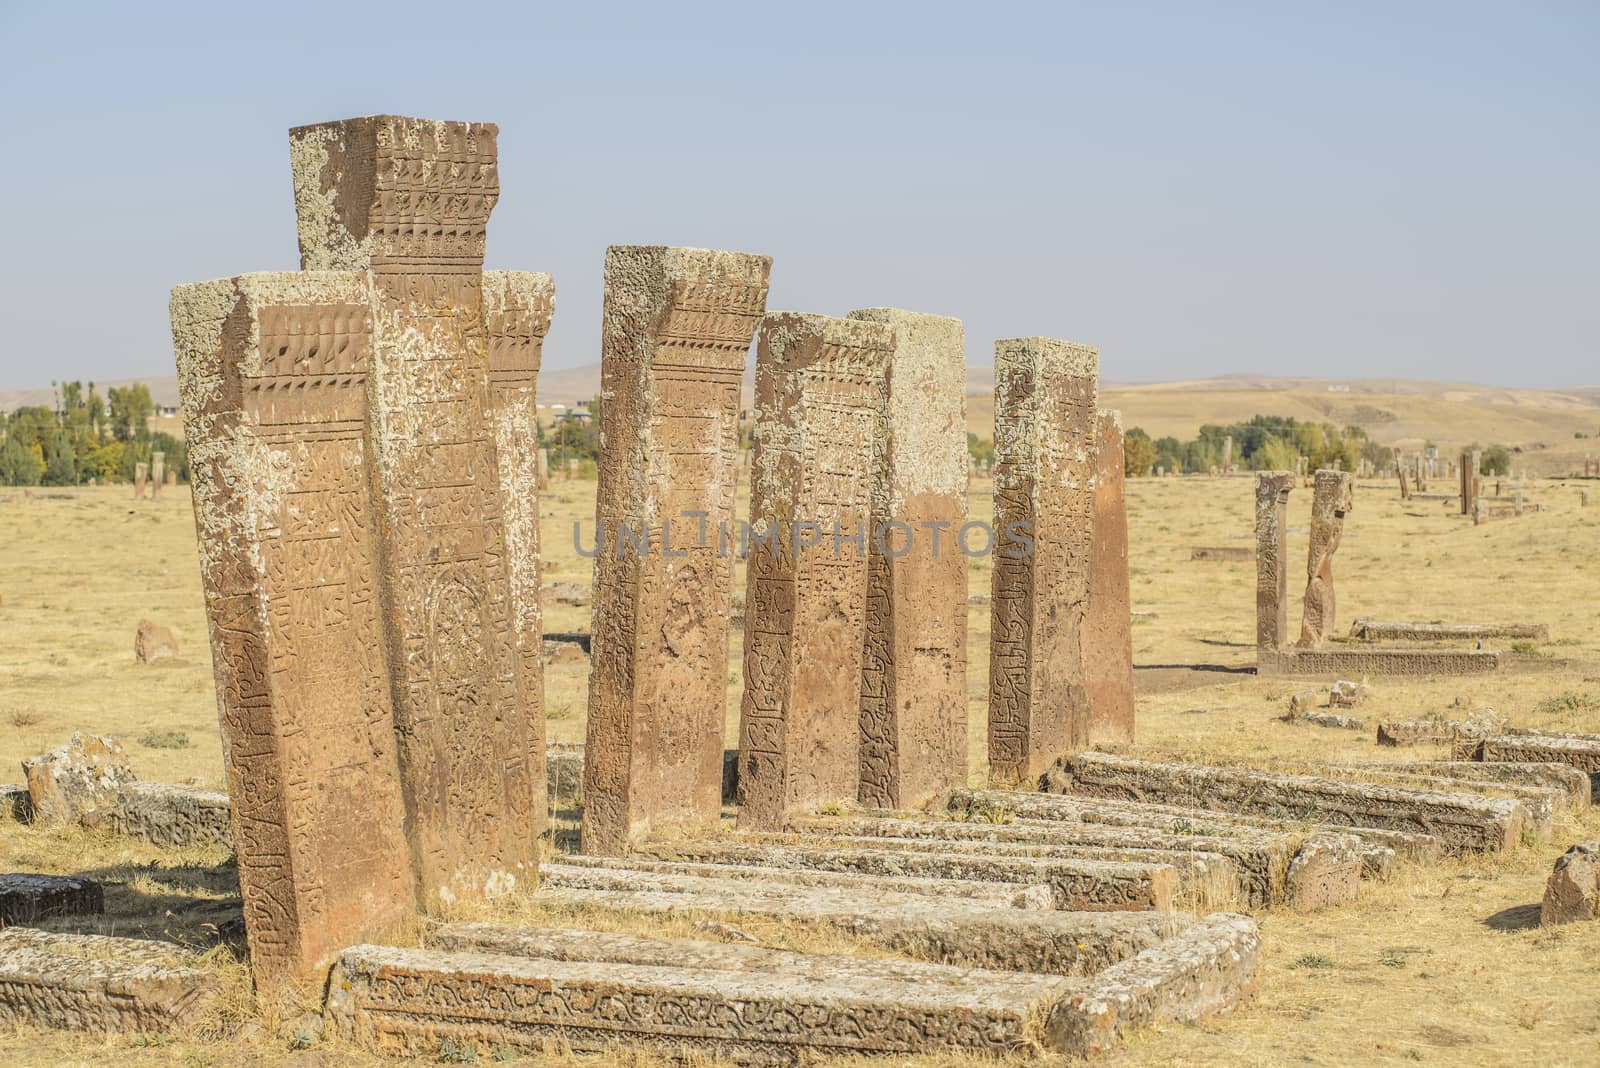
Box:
[737,313,892,829]
[1085,410,1134,744]
[1254,472,1295,651]
[172,273,416,991]
[846,308,969,809]
[1297,470,1354,647]
[133,463,148,499]
[582,246,771,855]
[537,448,550,490]
[289,115,549,904]
[151,451,165,500]
[988,338,1099,785]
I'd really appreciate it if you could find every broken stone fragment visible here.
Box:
[1541,842,1600,925]
[0,874,104,925]
[1329,679,1371,708]
[21,734,136,826]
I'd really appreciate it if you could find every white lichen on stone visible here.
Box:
[289,127,372,271]
[848,308,967,510]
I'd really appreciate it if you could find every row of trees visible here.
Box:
[1122,416,1390,478]
[0,381,186,486]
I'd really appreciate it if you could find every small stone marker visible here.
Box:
[133,619,178,663]
[1086,409,1134,745]
[1297,470,1353,647]
[149,451,164,500]
[1541,842,1600,925]
[989,337,1099,784]
[1191,546,1253,562]
[133,462,147,499]
[582,246,770,855]
[847,307,969,808]
[738,312,892,830]
[0,874,103,925]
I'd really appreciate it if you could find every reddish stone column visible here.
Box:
[1086,410,1134,745]
[847,308,970,809]
[582,246,770,854]
[291,116,547,904]
[988,337,1099,786]
[738,312,894,830]
[1255,472,1295,652]
[172,273,416,994]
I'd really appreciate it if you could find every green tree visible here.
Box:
[1123,427,1158,477]
[107,383,154,443]
[0,435,44,485]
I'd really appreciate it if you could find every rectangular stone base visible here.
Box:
[1351,619,1548,642]
[327,916,1262,1062]
[1044,753,1526,855]
[111,783,232,850]
[0,874,103,925]
[1258,647,1501,677]
[1459,733,1600,801]
[539,860,1170,976]
[326,937,1076,1063]
[0,929,218,1033]
[632,839,1178,911]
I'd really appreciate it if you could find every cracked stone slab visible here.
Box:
[0,928,219,1033]
[1348,760,1591,813]
[1045,753,1526,855]
[1458,733,1600,802]
[536,862,1173,976]
[110,782,233,850]
[1349,619,1548,642]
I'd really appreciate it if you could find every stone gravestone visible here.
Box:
[1085,410,1134,745]
[173,272,417,992]
[988,338,1099,785]
[737,312,892,830]
[1297,470,1354,647]
[172,115,551,990]
[1254,472,1295,652]
[133,462,147,499]
[150,451,165,500]
[847,308,969,810]
[537,447,550,490]
[581,246,770,855]
[289,115,549,905]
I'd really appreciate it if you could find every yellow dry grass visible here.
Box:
[2,471,1600,1066]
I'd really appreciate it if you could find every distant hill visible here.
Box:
[9,367,1598,475]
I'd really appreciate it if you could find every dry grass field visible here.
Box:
[2,470,1599,1066]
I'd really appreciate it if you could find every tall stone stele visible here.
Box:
[1297,470,1354,647]
[172,115,553,992]
[582,246,771,855]
[988,337,1099,785]
[737,312,894,830]
[1254,471,1295,653]
[847,308,969,809]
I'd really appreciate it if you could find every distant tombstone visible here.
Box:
[163,470,175,487]
[1085,410,1133,745]
[1222,435,1233,472]
[567,458,578,481]
[737,312,892,830]
[581,246,770,855]
[1297,470,1354,647]
[988,337,1099,785]
[537,448,549,491]
[150,452,165,500]
[1254,472,1295,651]
[133,463,147,499]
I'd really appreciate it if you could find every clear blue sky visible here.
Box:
[2,1,1595,388]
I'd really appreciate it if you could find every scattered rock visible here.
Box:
[1329,679,1371,709]
[1286,691,1318,718]
[1300,712,1366,731]
[21,733,136,826]
[1541,842,1600,925]
[134,620,179,663]
[544,641,588,665]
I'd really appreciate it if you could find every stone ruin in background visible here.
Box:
[1255,469,1502,677]
[170,115,552,990]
